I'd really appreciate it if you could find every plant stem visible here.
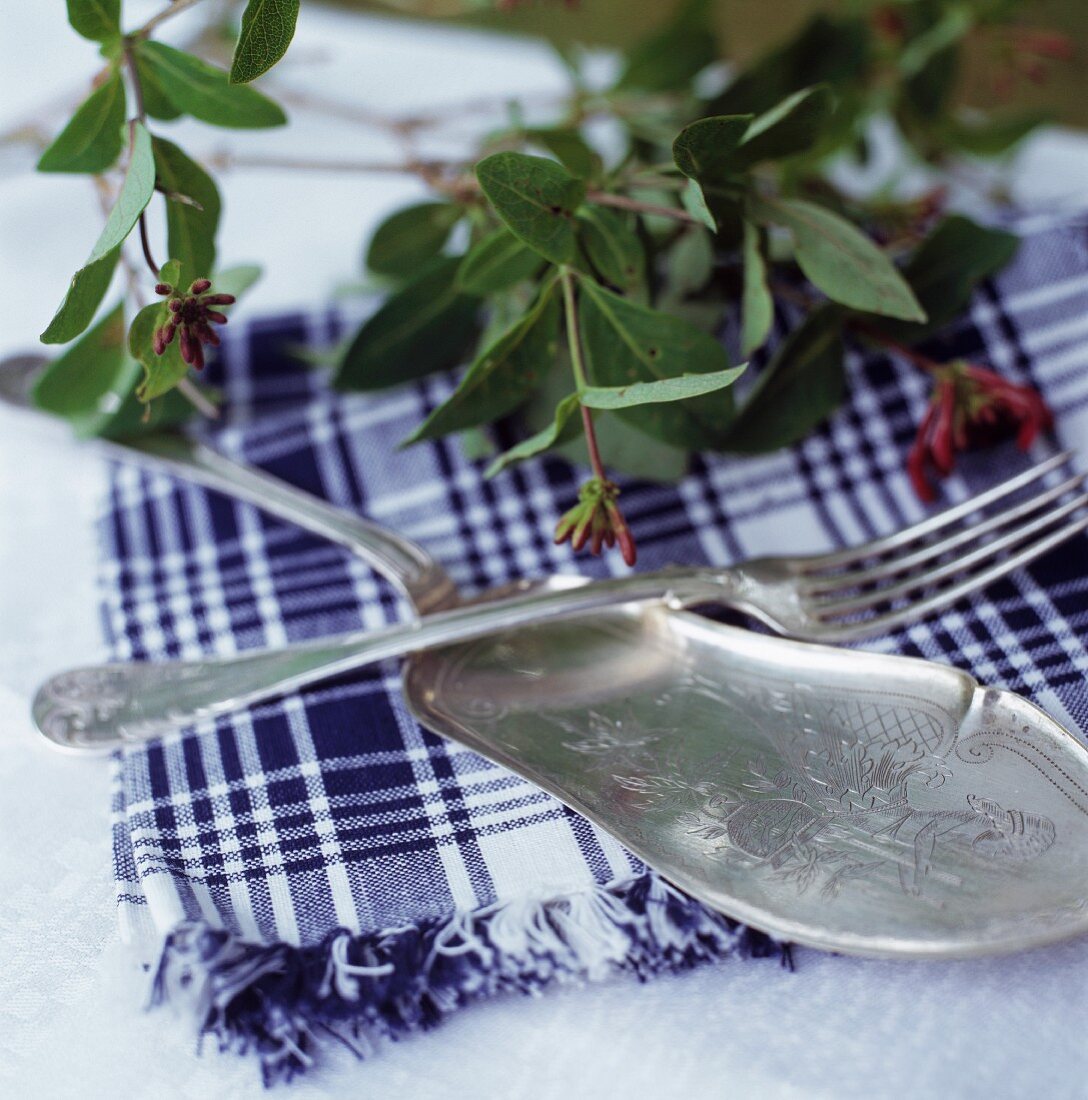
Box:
[586,190,699,224]
[176,377,219,418]
[132,0,206,40]
[137,214,161,278]
[850,322,943,373]
[121,45,162,278]
[560,268,608,483]
[206,151,465,176]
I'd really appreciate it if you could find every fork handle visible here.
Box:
[108,434,456,614]
[34,568,732,752]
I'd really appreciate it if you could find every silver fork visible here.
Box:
[32,450,1088,749]
[729,449,1087,642]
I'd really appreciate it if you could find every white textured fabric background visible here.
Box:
[2,2,1088,1096]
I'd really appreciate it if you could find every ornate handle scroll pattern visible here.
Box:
[35,669,135,749]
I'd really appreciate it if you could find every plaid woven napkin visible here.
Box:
[105,216,1088,1082]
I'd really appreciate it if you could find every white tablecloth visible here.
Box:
[3,4,1088,1096]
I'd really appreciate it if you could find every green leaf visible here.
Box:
[36,302,197,437]
[864,215,1019,342]
[98,378,196,438]
[230,0,300,84]
[37,70,126,174]
[751,195,925,322]
[664,227,714,300]
[40,247,121,345]
[158,259,182,289]
[525,127,601,180]
[94,121,157,262]
[615,0,718,93]
[152,137,222,288]
[456,227,542,294]
[555,412,690,482]
[486,393,581,478]
[741,220,773,356]
[41,122,153,345]
[407,283,559,443]
[898,6,973,78]
[135,54,183,120]
[336,258,480,391]
[672,115,753,185]
[710,14,871,117]
[724,306,844,453]
[209,263,263,301]
[33,305,128,432]
[578,207,644,294]
[577,278,737,450]
[580,366,745,410]
[900,41,960,122]
[130,301,189,402]
[366,202,461,279]
[137,41,287,129]
[943,111,1048,157]
[681,179,717,231]
[475,152,586,266]
[735,85,835,165]
[66,0,120,43]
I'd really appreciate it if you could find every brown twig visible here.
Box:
[586,189,699,224]
[131,0,207,40]
[205,150,466,176]
[206,152,701,223]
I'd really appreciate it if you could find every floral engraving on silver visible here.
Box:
[407,608,1088,957]
[589,674,1058,902]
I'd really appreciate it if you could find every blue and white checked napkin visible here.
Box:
[105,216,1088,1082]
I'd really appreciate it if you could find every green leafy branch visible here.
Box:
[30,0,1067,563]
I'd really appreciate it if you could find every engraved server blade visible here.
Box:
[406,606,1088,959]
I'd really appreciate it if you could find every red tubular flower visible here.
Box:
[908,361,1054,503]
[554,478,637,566]
[152,278,236,369]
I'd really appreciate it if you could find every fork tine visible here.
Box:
[803,473,1088,595]
[815,492,1088,618]
[814,512,1088,641]
[795,450,1074,573]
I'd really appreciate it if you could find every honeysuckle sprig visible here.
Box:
[30,0,1072,563]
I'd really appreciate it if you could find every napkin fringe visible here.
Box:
[151,871,789,1084]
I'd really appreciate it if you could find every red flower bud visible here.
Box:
[179,326,196,365]
[189,278,212,295]
[553,478,638,565]
[193,322,220,348]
